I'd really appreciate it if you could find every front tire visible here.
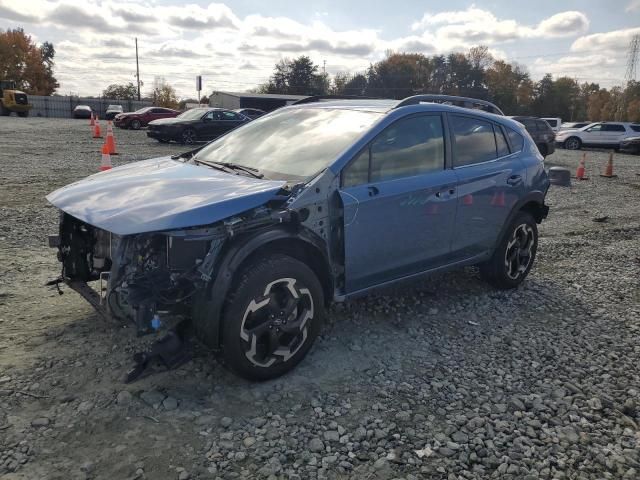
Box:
[564,136,581,150]
[181,129,196,145]
[480,212,538,290]
[130,119,141,130]
[17,111,28,117]
[220,254,324,381]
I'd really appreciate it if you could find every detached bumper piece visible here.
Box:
[125,328,192,383]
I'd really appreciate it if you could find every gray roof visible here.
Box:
[213,91,309,100]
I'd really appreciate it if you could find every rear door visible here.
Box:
[601,123,627,145]
[450,114,527,259]
[339,113,458,293]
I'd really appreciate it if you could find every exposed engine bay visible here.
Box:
[50,205,296,335]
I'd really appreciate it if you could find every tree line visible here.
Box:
[258,49,640,122]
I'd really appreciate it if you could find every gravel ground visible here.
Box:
[0,117,639,480]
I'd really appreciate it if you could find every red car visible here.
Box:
[114,107,180,130]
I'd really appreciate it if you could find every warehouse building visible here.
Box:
[209,91,308,112]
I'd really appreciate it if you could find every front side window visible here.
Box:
[342,115,445,186]
[451,115,497,167]
[586,124,603,132]
[222,111,241,120]
[630,125,640,132]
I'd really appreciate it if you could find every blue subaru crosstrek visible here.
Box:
[47,95,550,380]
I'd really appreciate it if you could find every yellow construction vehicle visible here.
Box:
[0,80,32,117]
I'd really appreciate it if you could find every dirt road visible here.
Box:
[1,117,639,479]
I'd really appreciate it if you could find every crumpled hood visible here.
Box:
[46,157,287,235]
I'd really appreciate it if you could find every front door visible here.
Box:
[339,114,458,293]
[581,123,603,145]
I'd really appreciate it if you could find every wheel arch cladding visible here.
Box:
[193,227,332,350]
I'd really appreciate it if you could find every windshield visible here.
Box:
[194,107,382,179]
[178,108,209,120]
[134,107,152,114]
[107,105,122,110]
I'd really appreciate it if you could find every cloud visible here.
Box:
[166,4,238,30]
[48,4,112,30]
[239,61,258,70]
[571,26,640,52]
[148,45,208,58]
[270,39,375,56]
[536,11,589,37]
[102,38,130,48]
[411,7,589,45]
[111,7,156,23]
[627,0,640,12]
[0,2,39,22]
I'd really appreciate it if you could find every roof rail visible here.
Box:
[291,95,383,105]
[394,95,504,116]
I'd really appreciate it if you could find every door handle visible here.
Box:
[507,175,523,186]
[368,186,379,197]
[435,188,455,198]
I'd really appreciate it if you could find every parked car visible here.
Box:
[72,105,92,119]
[105,104,124,120]
[147,108,249,144]
[114,106,180,130]
[555,122,640,150]
[619,135,640,154]
[560,121,590,131]
[235,108,266,120]
[541,117,561,132]
[46,95,549,381]
[510,116,555,157]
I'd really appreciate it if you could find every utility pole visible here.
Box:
[135,37,141,101]
[323,60,326,74]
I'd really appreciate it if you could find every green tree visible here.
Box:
[0,28,58,95]
[102,82,138,100]
[264,56,328,95]
[152,79,179,109]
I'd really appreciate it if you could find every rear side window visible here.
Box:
[506,127,524,153]
[342,115,445,186]
[545,119,558,127]
[602,124,626,132]
[495,127,510,157]
[451,115,497,166]
[535,120,551,132]
[521,118,538,131]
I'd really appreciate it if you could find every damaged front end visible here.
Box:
[48,204,292,335]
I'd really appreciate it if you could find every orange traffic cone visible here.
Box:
[93,116,102,139]
[104,121,118,155]
[490,191,505,207]
[575,153,588,180]
[600,151,617,178]
[100,144,112,171]
[89,112,95,126]
[463,194,473,206]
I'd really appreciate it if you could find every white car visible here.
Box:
[105,104,124,120]
[541,117,561,132]
[555,122,640,150]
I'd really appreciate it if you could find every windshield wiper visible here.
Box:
[194,159,264,179]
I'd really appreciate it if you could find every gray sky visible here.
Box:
[1,0,639,98]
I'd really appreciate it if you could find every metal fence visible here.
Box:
[28,95,153,119]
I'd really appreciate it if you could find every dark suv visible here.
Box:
[511,116,555,157]
[47,95,550,381]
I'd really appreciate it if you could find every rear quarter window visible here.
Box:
[506,127,524,153]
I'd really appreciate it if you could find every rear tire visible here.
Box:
[0,104,9,116]
[219,254,324,381]
[564,137,581,150]
[480,212,538,290]
[537,143,548,157]
[17,111,28,117]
